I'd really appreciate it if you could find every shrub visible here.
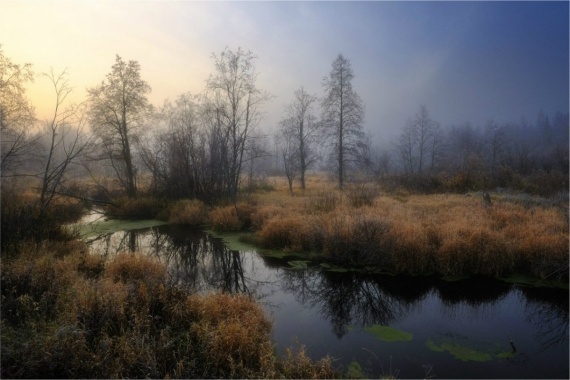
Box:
[209,205,242,231]
[168,199,207,226]
[209,202,256,232]
[305,190,338,213]
[345,183,380,208]
[104,196,164,219]
[1,190,75,250]
[257,215,324,252]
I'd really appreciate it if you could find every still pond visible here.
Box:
[78,215,569,379]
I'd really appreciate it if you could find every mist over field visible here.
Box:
[1,2,569,379]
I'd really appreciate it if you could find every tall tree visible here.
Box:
[395,105,442,174]
[411,105,436,174]
[0,47,38,177]
[38,69,90,215]
[87,55,152,199]
[321,54,366,189]
[278,86,321,190]
[205,47,272,202]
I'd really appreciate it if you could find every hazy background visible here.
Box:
[2,1,568,145]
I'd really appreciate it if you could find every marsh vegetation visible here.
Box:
[1,44,568,378]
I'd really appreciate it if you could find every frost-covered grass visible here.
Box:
[1,241,340,379]
[229,176,569,280]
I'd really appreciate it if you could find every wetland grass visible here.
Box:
[237,176,569,280]
[1,242,339,378]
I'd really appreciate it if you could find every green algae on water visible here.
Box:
[363,325,413,342]
[77,219,167,238]
[426,339,491,362]
[288,260,310,269]
[320,262,350,272]
[426,337,518,362]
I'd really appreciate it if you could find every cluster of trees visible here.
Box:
[1,45,568,210]
[389,105,569,195]
[1,48,370,205]
[278,55,369,193]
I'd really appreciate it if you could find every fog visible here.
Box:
[2,1,568,144]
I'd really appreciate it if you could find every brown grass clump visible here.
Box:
[105,196,164,219]
[275,340,340,379]
[105,252,167,286]
[345,182,380,208]
[257,215,324,252]
[209,202,256,232]
[1,242,340,379]
[305,189,339,213]
[252,177,568,279]
[168,199,207,226]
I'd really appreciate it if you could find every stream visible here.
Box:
[79,219,569,379]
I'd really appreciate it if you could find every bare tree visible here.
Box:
[321,54,366,190]
[278,125,298,195]
[37,69,90,215]
[429,119,444,171]
[395,105,442,174]
[87,55,152,199]
[0,47,39,177]
[278,86,321,190]
[483,120,507,186]
[395,121,416,175]
[243,131,270,191]
[205,47,272,202]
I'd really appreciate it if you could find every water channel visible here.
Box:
[80,219,569,379]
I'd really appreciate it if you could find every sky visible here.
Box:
[2,1,568,146]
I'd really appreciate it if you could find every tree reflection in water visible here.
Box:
[279,269,423,338]
[88,225,569,357]
[521,287,569,353]
[89,226,251,294]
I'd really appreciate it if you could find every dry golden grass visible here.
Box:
[168,199,207,225]
[1,242,340,378]
[252,176,568,279]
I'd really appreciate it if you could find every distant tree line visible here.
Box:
[1,46,568,209]
[385,106,569,196]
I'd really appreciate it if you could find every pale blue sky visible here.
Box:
[2,1,568,143]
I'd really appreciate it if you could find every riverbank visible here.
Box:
[175,176,569,283]
[0,240,339,378]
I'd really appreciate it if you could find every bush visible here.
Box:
[257,215,324,253]
[104,196,165,219]
[345,183,379,208]
[322,212,392,265]
[209,202,256,232]
[305,190,338,213]
[168,199,207,226]
[1,190,76,250]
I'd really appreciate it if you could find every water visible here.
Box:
[86,223,569,379]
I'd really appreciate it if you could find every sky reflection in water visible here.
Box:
[87,225,569,379]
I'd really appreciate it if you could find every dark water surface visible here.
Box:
[86,224,569,379]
